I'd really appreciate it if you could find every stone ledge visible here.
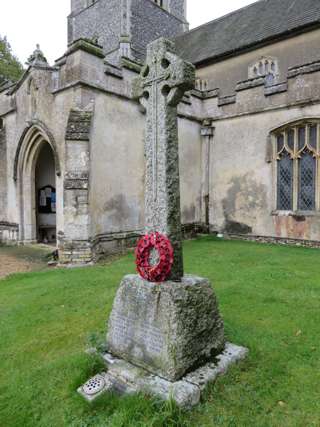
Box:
[190,88,204,99]
[264,82,288,96]
[204,88,219,99]
[91,223,207,257]
[192,88,219,100]
[223,233,320,249]
[78,343,248,408]
[181,94,192,105]
[288,59,320,78]
[65,38,105,59]
[218,95,236,107]
[120,57,142,73]
[0,221,19,229]
[104,62,123,79]
[236,76,265,92]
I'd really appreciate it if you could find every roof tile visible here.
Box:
[175,0,320,65]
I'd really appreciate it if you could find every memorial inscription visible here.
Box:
[107,274,225,381]
[111,313,164,355]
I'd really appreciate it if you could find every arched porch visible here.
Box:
[14,122,63,246]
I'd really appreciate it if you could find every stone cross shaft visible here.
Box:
[134,38,195,281]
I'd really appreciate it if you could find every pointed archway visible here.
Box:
[14,122,62,245]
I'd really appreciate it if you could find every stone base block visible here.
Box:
[107,274,225,382]
[78,343,248,409]
[58,240,93,265]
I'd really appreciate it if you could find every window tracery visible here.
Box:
[273,121,319,212]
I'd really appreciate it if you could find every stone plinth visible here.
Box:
[78,343,249,408]
[106,274,225,382]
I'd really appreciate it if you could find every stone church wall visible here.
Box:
[89,93,145,253]
[89,88,203,257]
[0,38,203,259]
[196,28,320,97]
[3,3,320,258]
[178,117,202,225]
[201,58,320,242]
[211,103,320,241]
[0,66,75,245]
[0,124,7,222]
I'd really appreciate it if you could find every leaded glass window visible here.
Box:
[298,152,316,210]
[277,152,293,210]
[274,121,319,212]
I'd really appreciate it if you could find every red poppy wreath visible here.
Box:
[135,232,174,282]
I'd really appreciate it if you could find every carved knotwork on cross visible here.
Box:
[133,38,195,281]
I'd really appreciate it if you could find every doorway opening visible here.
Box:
[35,143,56,244]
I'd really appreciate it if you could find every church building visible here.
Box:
[1,0,320,263]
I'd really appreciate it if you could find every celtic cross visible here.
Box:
[134,38,195,281]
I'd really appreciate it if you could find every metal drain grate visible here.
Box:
[83,375,105,395]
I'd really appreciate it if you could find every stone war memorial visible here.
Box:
[78,38,248,408]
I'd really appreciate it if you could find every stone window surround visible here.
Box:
[271,119,320,216]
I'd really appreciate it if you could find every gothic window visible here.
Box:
[277,151,293,210]
[273,121,319,212]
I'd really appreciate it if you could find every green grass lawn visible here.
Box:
[0,237,319,427]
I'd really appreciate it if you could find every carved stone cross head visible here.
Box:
[133,38,195,108]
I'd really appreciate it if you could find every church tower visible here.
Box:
[68,0,188,64]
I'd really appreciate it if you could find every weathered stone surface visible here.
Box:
[184,343,249,390]
[264,82,288,96]
[133,38,195,281]
[288,59,320,78]
[78,342,248,408]
[64,179,89,190]
[26,44,48,68]
[106,274,225,382]
[4,0,320,259]
[218,95,236,106]
[65,110,93,141]
[0,126,7,226]
[69,0,186,65]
